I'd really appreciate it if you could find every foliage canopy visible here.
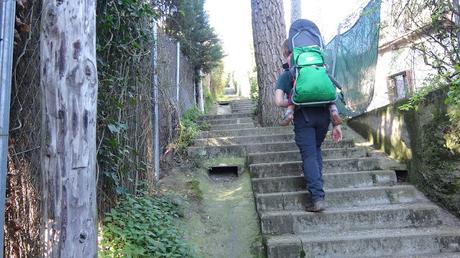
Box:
[159,0,224,73]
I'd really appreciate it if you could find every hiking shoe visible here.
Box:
[306,200,326,212]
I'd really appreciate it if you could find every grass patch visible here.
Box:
[185,179,203,201]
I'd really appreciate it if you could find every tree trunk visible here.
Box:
[251,0,286,126]
[40,1,98,257]
[291,0,302,23]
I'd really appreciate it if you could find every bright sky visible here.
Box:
[204,0,367,96]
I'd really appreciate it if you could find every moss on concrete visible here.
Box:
[348,88,460,217]
[182,167,262,257]
[202,156,247,176]
[158,157,262,258]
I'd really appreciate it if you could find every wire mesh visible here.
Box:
[325,0,382,117]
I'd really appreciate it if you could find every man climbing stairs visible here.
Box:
[192,99,460,257]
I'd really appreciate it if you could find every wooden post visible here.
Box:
[40,1,98,257]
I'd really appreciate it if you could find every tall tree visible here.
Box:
[291,0,302,23]
[40,1,98,256]
[251,0,286,126]
[163,0,223,73]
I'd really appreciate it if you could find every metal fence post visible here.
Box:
[0,0,16,257]
[151,22,160,182]
[176,41,180,117]
[199,70,205,113]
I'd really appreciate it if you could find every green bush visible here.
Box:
[99,194,194,258]
[204,87,215,114]
[176,107,204,154]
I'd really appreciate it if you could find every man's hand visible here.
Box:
[332,125,342,143]
[274,89,289,108]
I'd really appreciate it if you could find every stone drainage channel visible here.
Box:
[184,99,263,258]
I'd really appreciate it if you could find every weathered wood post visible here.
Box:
[40,1,98,257]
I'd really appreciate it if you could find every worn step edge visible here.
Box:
[260,203,441,235]
[254,185,421,211]
[199,113,252,120]
[245,140,356,153]
[205,117,254,125]
[248,148,369,163]
[194,134,356,147]
[251,170,397,192]
[209,123,255,131]
[266,227,460,258]
[249,157,405,175]
[198,127,293,138]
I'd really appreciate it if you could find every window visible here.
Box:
[387,71,412,102]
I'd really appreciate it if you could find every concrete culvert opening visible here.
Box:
[395,170,409,183]
[208,166,239,182]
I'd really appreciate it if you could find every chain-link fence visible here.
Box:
[325,0,382,117]
[157,33,196,150]
[6,1,198,256]
[7,1,42,256]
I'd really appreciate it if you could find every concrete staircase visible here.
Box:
[191,99,460,258]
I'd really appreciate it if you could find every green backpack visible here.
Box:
[291,45,337,105]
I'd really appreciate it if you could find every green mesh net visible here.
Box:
[325,0,381,117]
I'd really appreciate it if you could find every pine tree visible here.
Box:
[251,0,286,126]
[163,0,223,73]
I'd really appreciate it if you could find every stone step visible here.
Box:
[249,158,393,178]
[188,145,246,160]
[248,148,368,164]
[232,107,254,114]
[199,127,293,138]
[232,102,253,106]
[231,104,253,108]
[200,113,252,121]
[266,227,460,258]
[255,185,419,212]
[205,117,254,125]
[232,105,253,108]
[260,203,441,235]
[392,254,460,258]
[209,123,255,131]
[245,140,355,153]
[194,133,295,146]
[251,170,397,193]
[231,100,252,104]
[188,140,356,157]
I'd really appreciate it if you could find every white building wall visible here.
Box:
[367,0,436,111]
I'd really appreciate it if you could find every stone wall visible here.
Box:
[348,88,460,216]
